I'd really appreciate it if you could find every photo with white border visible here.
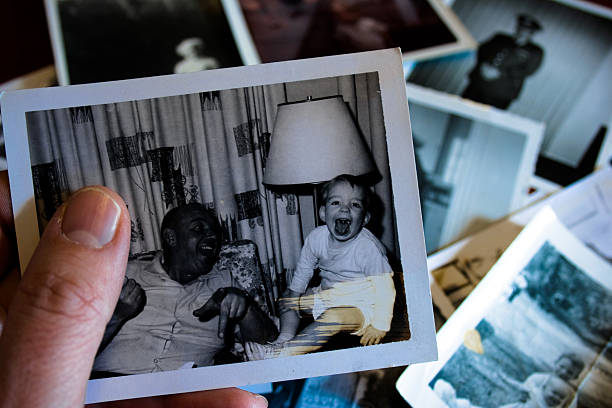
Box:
[44,0,254,85]
[397,207,612,407]
[405,83,543,253]
[2,48,436,403]
[427,166,612,311]
[410,0,612,173]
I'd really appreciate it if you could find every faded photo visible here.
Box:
[51,0,242,84]
[429,242,612,407]
[407,86,540,253]
[237,0,460,62]
[408,0,612,170]
[24,72,412,377]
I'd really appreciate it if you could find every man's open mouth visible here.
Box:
[198,240,215,255]
[334,218,352,236]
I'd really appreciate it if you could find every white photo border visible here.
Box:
[1,48,437,403]
[396,206,612,407]
[406,83,544,244]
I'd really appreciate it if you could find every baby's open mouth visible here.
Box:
[334,218,351,236]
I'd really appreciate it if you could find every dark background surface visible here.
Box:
[1,1,54,84]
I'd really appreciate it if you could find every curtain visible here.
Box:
[26,73,396,297]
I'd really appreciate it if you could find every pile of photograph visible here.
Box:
[395,0,612,406]
[0,0,610,406]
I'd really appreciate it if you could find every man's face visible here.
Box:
[319,181,370,243]
[169,207,220,284]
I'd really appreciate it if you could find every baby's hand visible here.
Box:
[359,325,387,346]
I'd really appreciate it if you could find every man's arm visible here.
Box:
[193,287,278,345]
[98,277,146,354]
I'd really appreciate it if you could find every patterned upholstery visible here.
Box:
[217,239,277,317]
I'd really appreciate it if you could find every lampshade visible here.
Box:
[263,96,377,185]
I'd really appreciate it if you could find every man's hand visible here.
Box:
[0,173,267,408]
[113,277,146,321]
[193,287,251,339]
[359,325,387,346]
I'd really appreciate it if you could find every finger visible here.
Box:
[218,298,230,338]
[225,296,236,320]
[0,171,14,233]
[0,267,20,336]
[87,388,268,408]
[0,172,16,277]
[0,224,14,278]
[229,296,244,320]
[0,186,130,407]
[193,295,216,317]
[244,342,254,360]
[125,278,136,292]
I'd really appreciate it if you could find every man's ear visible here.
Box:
[362,212,371,226]
[318,205,326,224]
[162,228,177,247]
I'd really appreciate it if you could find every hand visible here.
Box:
[359,325,387,346]
[193,287,251,339]
[244,341,267,361]
[0,172,267,408]
[113,277,146,321]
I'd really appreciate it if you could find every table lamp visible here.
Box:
[263,95,377,224]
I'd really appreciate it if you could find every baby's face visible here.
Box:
[320,181,370,242]
[541,377,572,407]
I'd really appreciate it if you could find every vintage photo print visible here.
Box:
[428,166,612,311]
[0,65,58,171]
[407,0,612,178]
[45,0,249,85]
[223,0,475,64]
[406,83,543,253]
[1,49,436,403]
[397,207,612,407]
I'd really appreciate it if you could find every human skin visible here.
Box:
[0,171,267,408]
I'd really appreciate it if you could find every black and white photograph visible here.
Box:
[397,208,612,407]
[406,83,543,252]
[227,0,475,64]
[428,166,612,312]
[407,0,612,180]
[1,49,436,403]
[0,65,58,171]
[429,241,612,407]
[45,0,247,85]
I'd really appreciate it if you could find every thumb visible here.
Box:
[193,297,220,322]
[0,186,130,408]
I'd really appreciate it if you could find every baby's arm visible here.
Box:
[275,230,321,343]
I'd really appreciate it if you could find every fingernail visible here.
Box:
[252,394,268,408]
[61,188,121,248]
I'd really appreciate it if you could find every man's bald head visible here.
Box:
[161,203,222,284]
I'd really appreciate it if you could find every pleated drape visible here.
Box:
[25,73,397,298]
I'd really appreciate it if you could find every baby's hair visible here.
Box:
[320,174,372,211]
